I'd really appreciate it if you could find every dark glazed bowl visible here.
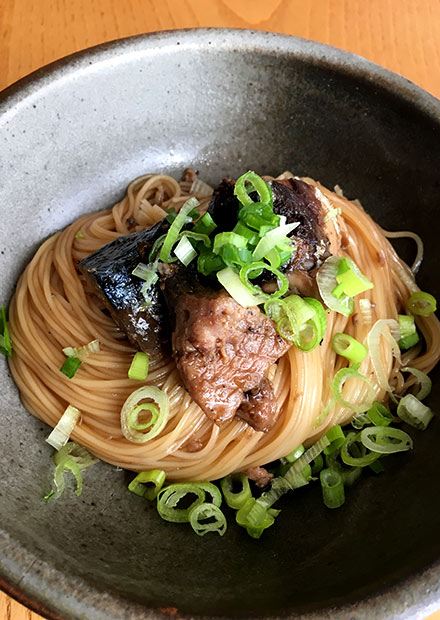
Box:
[1,29,440,620]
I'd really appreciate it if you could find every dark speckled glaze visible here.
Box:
[1,29,440,620]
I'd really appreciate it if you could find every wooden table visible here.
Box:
[1,1,439,618]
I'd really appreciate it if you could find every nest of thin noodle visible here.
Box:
[8,173,440,480]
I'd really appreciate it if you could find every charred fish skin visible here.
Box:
[78,220,169,355]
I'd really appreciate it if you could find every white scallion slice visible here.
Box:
[401,366,432,401]
[62,339,100,361]
[331,365,376,414]
[397,394,434,430]
[367,319,401,394]
[316,256,354,316]
[190,177,214,197]
[217,267,265,307]
[121,386,169,443]
[252,222,299,261]
[46,405,81,451]
[359,299,373,327]
[174,235,197,266]
[46,442,98,500]
[360,426,413,454]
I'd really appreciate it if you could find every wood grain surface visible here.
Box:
[1,1,440,619]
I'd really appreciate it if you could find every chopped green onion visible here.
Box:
[120,386,169,443]
[197,248,225,276]
[257,435,330,511]
[0,305,12,357]
[128,403,159,431]
[159,197,199,262]
[331,365,375,414]
[74,230,85,239]
[220,245,253,268]
[240,262,289,300]
[367,319,401,394]
[189,503,227,537]
[195,481,223,507]
[398,314,419,350]
[324,450,363,486]
[407,291,437,316]
[252,223,298,261]
[366,402,393,427]
[157,483,206,523]
[193,212,217,236]
[232,222,259,245]
[174,235,197,266]
[398,332,420,350]
[60,356,82,378]
[148,233,167,262]
[128,352,150,381]
[310,454,324,476]
[320,469,345,509]
[397,394,434,430]
[236,497,276,539]
[340,431,380,467]
[217,266,265,307]
[360,426,413,454]
[282,445,305,463]
[213,231,248,254]
[340,431,380,468]
[323,425,346,455]
[401,366,432,400]
[351,412,371,429]
[178,230,211,247]
[316,256,354,316]
[332,333,367,363]
[238,203,279,231]
[46,405,81,451]
[234,171,273,208]
[132,261,158,283]
[128,470,166,501]
[45,442,98,500]
[63,339,100,361]
[331,257,374,298]
[273,296,326,351]
[220,473,252,509]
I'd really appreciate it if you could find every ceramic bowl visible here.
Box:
[1,29,440,620]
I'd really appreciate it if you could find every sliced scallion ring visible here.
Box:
[407,291,437,316]
[189,503,227,537]
[220,473,252,510]
[234,171,273,207]
[340,431,381,467]
[332,333,367,363]
[240,262,289,300]
[316,256,354,316]
[320,468,345,509]
[397,394,434,430]
[360,426,413,454]
[331,365,376,414]
[120,386,169,443]
[157,483,206,523]
[128,470,166,501]
[159,197,199,262]
[401,366,432,401]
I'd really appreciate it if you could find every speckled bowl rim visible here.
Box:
[1,28,440,620]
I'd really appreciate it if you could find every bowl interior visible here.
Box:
[1,30,440,620]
